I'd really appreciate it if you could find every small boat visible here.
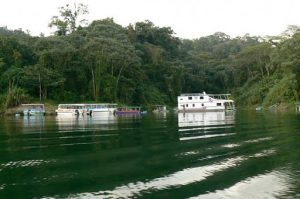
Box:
[152,105,168,113]
[114,106,142,115]
[177,92,235,112]
[296,102,300,112]
[22,104,45,116]
[256,106,263,111]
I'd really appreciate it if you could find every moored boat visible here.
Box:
[55,104,86,116]
[256,106,263,111]
[152,105,168,113]
[177,92,235,112]
[22,104,45,116]
[114,106,142,115]
[85,103,117,116]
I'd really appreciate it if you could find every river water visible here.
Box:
[0,111,300,198]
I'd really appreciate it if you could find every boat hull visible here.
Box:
[56,110,85,116]
[114,111,140,115]
[177,108,225,112]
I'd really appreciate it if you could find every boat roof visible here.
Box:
[84,103,118,105]
[118,106,141,108]
[58,103,117,106]
[180,93,231,97]
[58,104,86,106]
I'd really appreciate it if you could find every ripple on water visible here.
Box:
[180,133,235,141]
[60,145,283,199]
[0,159,52,170]
[188,170,293,199]
[63,156,246,198]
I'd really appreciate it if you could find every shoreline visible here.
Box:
[3,103,58,116]
[0,101,297,116]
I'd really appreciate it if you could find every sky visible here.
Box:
[0,0,300,39]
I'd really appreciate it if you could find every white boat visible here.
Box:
[85,103,118,116]
[55,103,118,117]
[177,92,235,112]
[55,104,86,116]
[22,104,45,116]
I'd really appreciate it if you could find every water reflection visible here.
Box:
[56,113,117,132]
[21,116,45,133]
[153,111,167,119]
[1,111,300,198]
[178,112,235,128]
[178,112,235,142]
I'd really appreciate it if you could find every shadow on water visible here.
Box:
[0,111,300,198]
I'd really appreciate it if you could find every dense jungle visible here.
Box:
[0,4,299,112]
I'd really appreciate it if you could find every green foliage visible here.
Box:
[263,74,298,107]
[1,19,300,110]
[5,87,29,108]
[0,94,5,113]
[0,27,29,36]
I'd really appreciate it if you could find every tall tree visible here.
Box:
[49,3,89,36]
[82,19,142,102]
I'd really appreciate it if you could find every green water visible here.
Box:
[0,111,300,198]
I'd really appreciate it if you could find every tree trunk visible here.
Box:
[44,87,47,99]
[115,65,125,100]
[90,63,96,101]
[260,66,264,78]
[265,64,270,77]
[39,72,42,101]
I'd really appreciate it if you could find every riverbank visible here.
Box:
[1,101,298,116]
[4,103,58,116]
[240,102,295,112]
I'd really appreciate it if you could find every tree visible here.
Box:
[81,19,142,102]
[49,3,89,36]
[22,64,64,101]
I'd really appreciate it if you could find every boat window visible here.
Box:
[180,98,183,100]
[186,104,188,107]
[202,103,204,106]
[200,96,204,99]
[193,104,195,107]
[188,96,192,100]
[217,103,222,106]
